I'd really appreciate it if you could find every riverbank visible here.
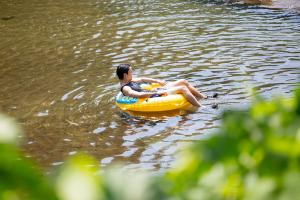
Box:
[243,0,300,12]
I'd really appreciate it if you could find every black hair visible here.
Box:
[116,63,131,80]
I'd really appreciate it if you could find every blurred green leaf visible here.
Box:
[0,126,57,200]
[101,166,166,200]
[55,154,102,200]
[278,171,300,200]
[0,114,22,145]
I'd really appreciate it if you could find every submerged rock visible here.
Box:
[1,16,15,21]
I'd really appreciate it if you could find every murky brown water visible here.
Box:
[1,0,299,171]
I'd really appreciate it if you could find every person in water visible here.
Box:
[116,63,208,107]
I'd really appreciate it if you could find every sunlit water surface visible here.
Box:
[0,0,299,171]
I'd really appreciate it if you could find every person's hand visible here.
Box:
[157,91,168,96]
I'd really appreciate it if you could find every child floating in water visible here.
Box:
[116,63,210,107]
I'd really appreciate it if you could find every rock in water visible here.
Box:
[1,16,15,21]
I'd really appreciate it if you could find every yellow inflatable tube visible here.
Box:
[115,83,190,112]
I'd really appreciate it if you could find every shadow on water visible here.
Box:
[119,107,193,123]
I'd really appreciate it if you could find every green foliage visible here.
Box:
[1,88,300,200]
[55,154,102,200]
[164,89,300,199]
[0,114,58,200]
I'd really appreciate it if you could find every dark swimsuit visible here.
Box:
[121,82,161,98]
[121,82,143,95]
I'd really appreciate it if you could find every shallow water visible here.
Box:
[0,0,299,171]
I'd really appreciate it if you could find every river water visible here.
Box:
[1,0,299,171]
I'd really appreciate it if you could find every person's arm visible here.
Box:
[133,77,166,85]
[122,86,166,98]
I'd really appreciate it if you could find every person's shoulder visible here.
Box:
[121,85,134,96]
[121,85,131,91]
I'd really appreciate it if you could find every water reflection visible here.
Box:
[0,0,299,171]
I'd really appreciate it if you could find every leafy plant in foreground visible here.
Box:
[164,89,300,199]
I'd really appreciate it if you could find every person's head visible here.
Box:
[116,63,132,80]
